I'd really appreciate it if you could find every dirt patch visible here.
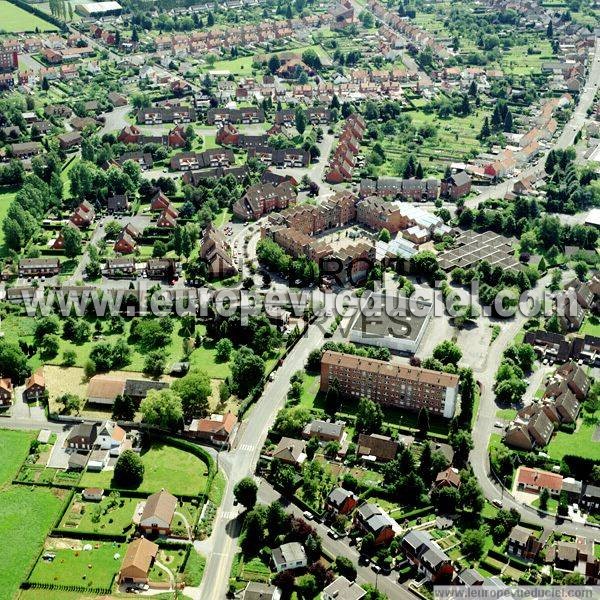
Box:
[208,379,239,415]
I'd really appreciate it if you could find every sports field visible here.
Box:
[0,0,58,32]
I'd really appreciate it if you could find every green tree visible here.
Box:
[378,228,391,243]
[215,338,233,361]
[143,350,166,378]
[295,107,307,134]
[0,341,30,383]
[140,388,183,430]
[171,370,211,419]
[233,477,258,509]
[56,393,82,415]
[334,556,357,580]
[62,224,82,258]
[432,340,462,366]
[40,334,60,358]
[355,397,383,434]
[113,450,144,487]
[231,347,265,397]
[539,487,550,511]
[112,394,136,421]
[461,529,486,559]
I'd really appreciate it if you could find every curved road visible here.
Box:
[470,272,600,541]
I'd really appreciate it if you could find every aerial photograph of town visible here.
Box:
[0,0,599,597]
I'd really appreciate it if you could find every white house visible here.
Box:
[87,449,110,471]
[96,420,126,456]
[271,543,307,573]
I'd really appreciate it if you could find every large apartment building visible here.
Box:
[320,351,459,418]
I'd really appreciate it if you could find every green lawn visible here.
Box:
[148,547,187,583]
[496,408,517,420]
[28,542,125,589]
[532,497,558,514]
[214,208,233,228]
[1,315,231,379]
[239,557,272,583]
[208,469,226,505]
[0,486,67,599]
[203,55,256,74]
[0,428,35,484]
[79,442,209,496]
[581,317,600,337]
[0,188,16,257]
[59,494,138,536]
[0,0,58,31]
[547,413,600,461]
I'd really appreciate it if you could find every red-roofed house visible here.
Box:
[187,412,237,446]
[516,466,563,496]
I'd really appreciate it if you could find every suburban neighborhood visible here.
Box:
[0,0,600,598]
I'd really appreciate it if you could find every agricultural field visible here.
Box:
[372,106,486,176]
[0,486,67,599]
[0,0,58,32]
[79,441,210,495]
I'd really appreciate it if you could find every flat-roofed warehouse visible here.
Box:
[437,230,520,271]
[348,293,432,354]
[75,1,123,16]
[320,350,459,418]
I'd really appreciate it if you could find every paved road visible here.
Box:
[468,39,600,207]
[257,479,416,600]
[195,316,334,600]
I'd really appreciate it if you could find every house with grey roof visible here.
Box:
[271,542,307,573]
[322,576,366,600]
[401,529,454,583]
[302,419,346,443]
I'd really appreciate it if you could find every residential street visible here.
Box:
[469,39,600,208]
[257,479,416,600]
[195,315,334,600]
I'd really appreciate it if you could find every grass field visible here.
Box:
[0,188,16,257]
[29,542,125,589]
[376,107,485,176]
[0,0,58,32]
[547,413,600,461]
[79,442,209,496]
[581,317,600,337]
[0,428,35,484]
[496,408,517,420]
[0,486,67,599]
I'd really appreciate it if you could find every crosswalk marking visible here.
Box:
[238,444,255,452]
[221,511,237,520]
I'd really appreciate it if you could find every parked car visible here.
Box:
[327,529,339,540]
[303,510,313,521]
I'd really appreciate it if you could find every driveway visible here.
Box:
[46,430,71,469]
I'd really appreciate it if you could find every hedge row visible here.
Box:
[50,529,128,543]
